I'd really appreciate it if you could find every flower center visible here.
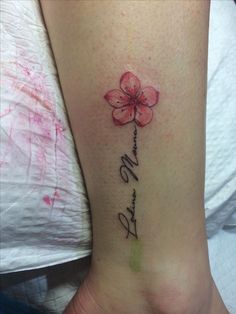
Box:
[129,97,140,108]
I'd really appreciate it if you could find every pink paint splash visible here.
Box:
[4,63,54,112]
[1,51,68,211]
[0,105,14,118]
[43,191,60,207]
[43,195,52,206]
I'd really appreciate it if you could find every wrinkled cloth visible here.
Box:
[0,0,235,274]
[0,0,91,274]
[205,0,236,236]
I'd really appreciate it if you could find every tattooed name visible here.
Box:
[120,125,138,183]
[118,188,138,239]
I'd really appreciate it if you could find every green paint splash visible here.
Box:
[129,239,142,272]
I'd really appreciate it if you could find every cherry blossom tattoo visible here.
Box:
[104,71,160,239]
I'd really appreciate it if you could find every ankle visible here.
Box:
[64,279,105,314]
[65,260,228,314]
[142,276,213,314]
[66,268,214,314]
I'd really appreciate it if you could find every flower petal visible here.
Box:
[104,89,130,108]
[135,104,153,127]
[112,106,135,126]
[138,86,159,107]
[120,72,141,97]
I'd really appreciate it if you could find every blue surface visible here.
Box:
[0,293,45,314]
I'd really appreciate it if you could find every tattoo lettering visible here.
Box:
[118,189,138,239]
[104,71,160,239]
[120,125,138,183]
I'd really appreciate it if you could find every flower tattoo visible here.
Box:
[104,71,160,242]
[104,71,159,127]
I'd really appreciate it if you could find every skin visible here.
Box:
[129,239,142,272]
[40,1,229,313]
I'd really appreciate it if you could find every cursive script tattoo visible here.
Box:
[120,125,138,183]
[118,189,138,239]
[118,124,139,238]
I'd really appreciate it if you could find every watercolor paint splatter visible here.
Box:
[1,0,92,273]
[1,56,66,210]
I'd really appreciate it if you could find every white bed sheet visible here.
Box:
[0,0,92,274]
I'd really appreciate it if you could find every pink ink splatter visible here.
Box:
[43,191,60,206]
[1,51,67,210]
[43,195,52,206]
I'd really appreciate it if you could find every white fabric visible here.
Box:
[208,228,236,313]
[205,0,236,236]
[0,0,235,274]
[205,0,236,237]
[0,0,91,274]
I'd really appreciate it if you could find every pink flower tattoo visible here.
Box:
[104,72,159,127]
